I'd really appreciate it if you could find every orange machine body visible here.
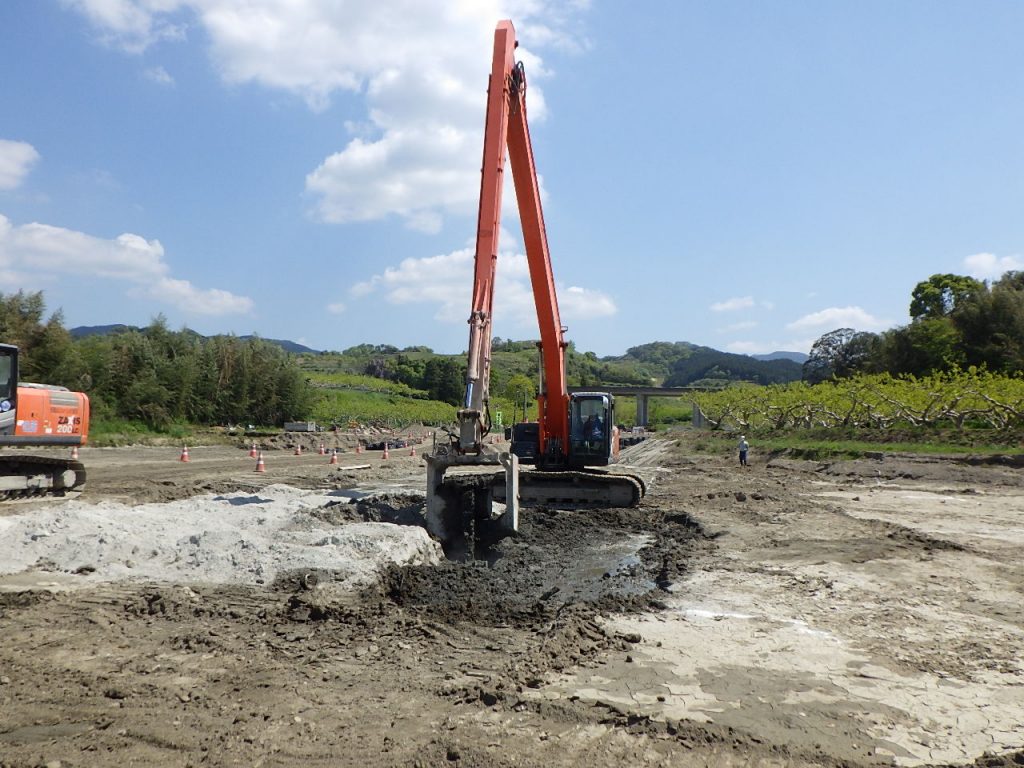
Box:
[12,385,90,446]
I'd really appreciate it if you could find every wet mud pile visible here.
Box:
[379,505,707,624]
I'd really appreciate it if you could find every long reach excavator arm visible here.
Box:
[428,20,643,558]
[458,20,568,461]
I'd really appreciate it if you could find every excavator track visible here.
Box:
[0,455,87,501]
[428,467,645,561]
[499,469,645,508]
[436,468,645,509]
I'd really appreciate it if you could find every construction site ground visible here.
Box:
[1,432,1023,768]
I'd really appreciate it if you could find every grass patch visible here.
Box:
[88,419,246,447]
[684,429,1024,460]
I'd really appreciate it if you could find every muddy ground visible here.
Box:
[1,434,1023,767]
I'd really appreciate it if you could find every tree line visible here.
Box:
[804,272,1024,383]
[1,291,313,429]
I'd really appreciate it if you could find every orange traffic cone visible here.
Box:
[329,448,338,465]
[255,452,266,472]
[382,443,390,460]
[249,442,258,458]
[318,443,326,456]
[294,444,302,456]
[70,445,79,461]
[356,444,362,454]
[180,445,190,462]
[409,445,416,457]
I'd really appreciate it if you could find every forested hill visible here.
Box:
[307,339,804,397]
[5,287,804,433]
[600,341,803,386]
[70,324,319,355]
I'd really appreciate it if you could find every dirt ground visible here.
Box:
[1,433,1023,767]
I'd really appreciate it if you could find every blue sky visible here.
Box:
[1,1,1021,356]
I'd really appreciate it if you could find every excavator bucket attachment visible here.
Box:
[425,451,519,561]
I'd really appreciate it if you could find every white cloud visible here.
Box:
[62,1,588,231]
[559,286,617,319]
[725,340,774,355]
[326,302,346,314]
[146,276,252,315]
[726,338,816,355]
[61,0,188,53]
[0,140,40,190]
[710,296,755,312]
[0,214,252,316]
[351,245,616,330]
[718,321,758,333]
[143,65,175,86]
[786,306,888,332]
[964,252,1024,280]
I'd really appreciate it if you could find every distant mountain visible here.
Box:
[69,325,319,354]
[69,324,137,338]
[240,336,319,354]
[751,351,809,364]
[663,349,802,387]
[601,341,803,386]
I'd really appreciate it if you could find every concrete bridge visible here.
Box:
[567,385,716,427]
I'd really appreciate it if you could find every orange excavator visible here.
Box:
[0,344,89,499]
[426,20,644,555]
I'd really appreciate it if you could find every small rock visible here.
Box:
[74,564,97,575]
[852,496,860,502]
[734,492,747,502]
[625,655,634,663]
[0,675,10,685]
[45,761,63,768]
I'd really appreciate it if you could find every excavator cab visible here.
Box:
[568,393,616,467]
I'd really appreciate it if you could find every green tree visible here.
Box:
[803,329,880,383]
[909,274,983,320]
[503,373,534,422]
[423,358,464,405]
[954,274,1024,372]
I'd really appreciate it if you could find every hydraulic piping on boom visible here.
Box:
[425,20,644,558]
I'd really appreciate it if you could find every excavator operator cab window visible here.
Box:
[0,347,13,401]
[569,394,612,465]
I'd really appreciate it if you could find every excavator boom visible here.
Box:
[457,20,568,459]
[427,20,644,558]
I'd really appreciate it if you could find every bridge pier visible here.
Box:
[566,385,713,430]
[635,394,649,427]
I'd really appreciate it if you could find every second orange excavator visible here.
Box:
[0,343,89,500]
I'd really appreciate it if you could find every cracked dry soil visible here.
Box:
[1,438,1023,767]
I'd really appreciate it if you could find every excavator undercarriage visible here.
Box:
[0,454,87,500]
[425,446,645,559]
